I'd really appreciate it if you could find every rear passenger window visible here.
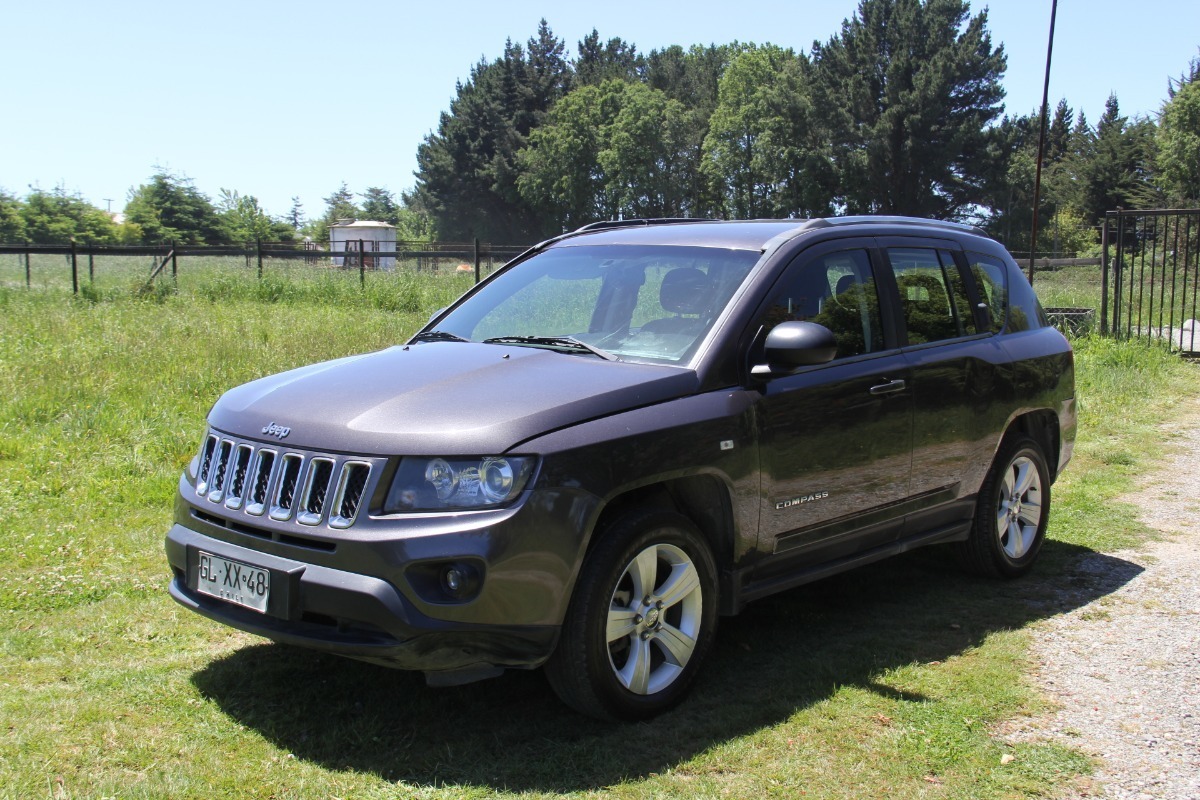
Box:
[762,249,884,359]
[886,248,976,344]
[966,252,1008,333]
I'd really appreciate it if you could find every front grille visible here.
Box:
[192,431,375,530]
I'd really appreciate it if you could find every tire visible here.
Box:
[546,509,718,721]
[960,435,1051,578]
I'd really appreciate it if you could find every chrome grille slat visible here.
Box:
[270,454,304,521]
[192,430,374,530]
[330,462,370,529]
[224,444,253,510]
[245,449,276,516]
[297,458,334,526]
[196,434,219,495]
[207,440,233,503]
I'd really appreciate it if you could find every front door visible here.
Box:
[752,242,913,564]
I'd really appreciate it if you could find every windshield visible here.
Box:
[428,244,762,364]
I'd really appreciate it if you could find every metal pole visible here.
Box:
[24,247,30,289]
[1027,0,1058,286]
[1100,214,1110,335]
[88,251,94,283]
[70,239,78,295]
[474,237,481,284]
[171,242,178,283]
[359,238,365,288]
[257,238,263,280]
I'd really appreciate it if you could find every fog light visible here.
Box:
[443,566,466,595]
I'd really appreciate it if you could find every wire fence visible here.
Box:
[0,240,531,296]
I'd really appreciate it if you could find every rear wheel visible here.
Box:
[960,435,1050,578]
[546,509,717,720]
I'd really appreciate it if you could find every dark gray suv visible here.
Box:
[165,216,1075,720]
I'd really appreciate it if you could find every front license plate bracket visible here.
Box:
[186,544,302,619]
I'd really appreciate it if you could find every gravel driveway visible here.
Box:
[1005,415,1200,799]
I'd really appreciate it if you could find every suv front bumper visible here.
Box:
[165,523,559,676]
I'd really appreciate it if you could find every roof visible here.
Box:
[555,220,812,250]
[549,216,989,252]
[329,219,396,229]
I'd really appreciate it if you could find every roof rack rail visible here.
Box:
[574,218,714,233]
[818,215,987,237]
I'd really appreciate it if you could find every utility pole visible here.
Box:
[1028,0,1059,285]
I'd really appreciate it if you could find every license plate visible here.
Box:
[196,552,270,613]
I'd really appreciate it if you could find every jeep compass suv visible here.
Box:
[166,216,1075,720]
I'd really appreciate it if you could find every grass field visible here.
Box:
[1030,263,1105,311]
[1,273,1196,799]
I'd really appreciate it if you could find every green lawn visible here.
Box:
[1,279,1195,799]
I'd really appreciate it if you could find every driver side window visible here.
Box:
[762,250,885,359]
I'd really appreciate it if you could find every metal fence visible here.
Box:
[1101,208,1200,354]
[0,239,531,294]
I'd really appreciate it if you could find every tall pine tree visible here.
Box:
[413,21,571,243]
[810,0,1006,218]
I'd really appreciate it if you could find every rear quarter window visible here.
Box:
[966,252,1009,334]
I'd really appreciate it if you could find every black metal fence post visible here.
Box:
[70,239,78,295]
[171,241,178,283]
[24,246,30,289]
[359,238,365,288]
[473,237,480,283]
[88,250,94,284]
[1100,214,1110,335]
[257,239,263,280]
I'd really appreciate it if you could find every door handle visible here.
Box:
[869,379,906,396]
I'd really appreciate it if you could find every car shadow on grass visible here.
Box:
[191,539,1141,792]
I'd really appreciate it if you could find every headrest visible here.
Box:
[659,268,713,315]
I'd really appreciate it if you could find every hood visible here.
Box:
[207,342,699,455]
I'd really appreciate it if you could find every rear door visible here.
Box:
[880,238,1012,533]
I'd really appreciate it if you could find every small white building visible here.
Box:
[329,219,397,270]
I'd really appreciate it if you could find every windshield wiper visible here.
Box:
[482,335,619,361]
[410,330,470,344]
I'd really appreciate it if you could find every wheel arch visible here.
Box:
[1004,409,1061,482]
[587,473,736,577]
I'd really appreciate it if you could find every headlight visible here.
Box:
[383,456,534,512]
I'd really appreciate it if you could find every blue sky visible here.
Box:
[2,0,1198,220]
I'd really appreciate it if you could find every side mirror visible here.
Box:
[755,321,837,374]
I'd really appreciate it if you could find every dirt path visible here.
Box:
[1005,411,1200,799]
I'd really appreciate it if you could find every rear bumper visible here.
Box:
[165,524,558,674]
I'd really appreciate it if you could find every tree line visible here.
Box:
[3,0,1200,253]
[0,172,429,247]
[412,2,1200,252]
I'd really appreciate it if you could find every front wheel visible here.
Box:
[546,509,718,720]
[960,435,1051,578]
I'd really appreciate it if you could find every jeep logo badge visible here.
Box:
[262,422,291,440]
